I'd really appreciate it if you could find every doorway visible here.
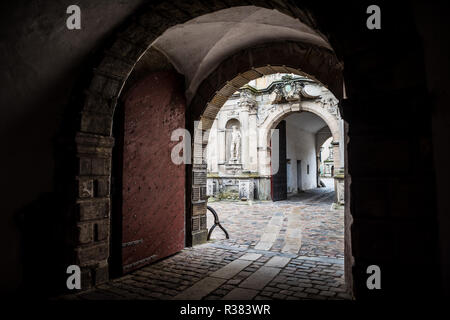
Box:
[297,160,302,193]
[110,72,186,276]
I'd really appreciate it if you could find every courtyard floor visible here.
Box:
[63,179,350,300]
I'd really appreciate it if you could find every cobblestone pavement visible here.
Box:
[62,180,349,300]
[207,179,343,259]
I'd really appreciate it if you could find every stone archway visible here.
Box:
[261,101,341,166]
[192,66,347,289]
[72,1,346,291]
[191,60,343,245]
[262,102,340,144]
[257,97,344,203]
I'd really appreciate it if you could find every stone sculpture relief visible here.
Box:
[229,125,241,162]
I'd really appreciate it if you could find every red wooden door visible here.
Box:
[121,71,185,273]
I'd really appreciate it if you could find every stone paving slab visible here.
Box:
[173,277,226,300]
[254,213,285,250]
[210,259,253,279]
[239,253,262,261]
[282,242,301,254]
[265,256,291,268]
[223,288,259,300]
[239,266,281,290]
[210,243,299,259]
[254,241,273,251]
[296,256,344,265]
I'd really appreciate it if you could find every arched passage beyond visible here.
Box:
[268,110,340,194]
[262,100,343,200]
[73,1,347,294]
[203,73,343,204]
[264,102,340,144]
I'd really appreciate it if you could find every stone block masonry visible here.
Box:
[74,132,114,289]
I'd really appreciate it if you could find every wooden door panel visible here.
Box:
[121,71,185,273]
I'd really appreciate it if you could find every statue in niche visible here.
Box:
[230,125,241,162]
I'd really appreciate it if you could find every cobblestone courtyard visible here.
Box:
[63,180,349,300]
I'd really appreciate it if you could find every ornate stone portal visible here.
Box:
[207,74,344,202]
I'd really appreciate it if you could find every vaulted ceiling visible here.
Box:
[147,6,332,104]
[285,111,328,134]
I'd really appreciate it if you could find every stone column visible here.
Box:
[240,109,249,169]
[256,127,273,200]
[332,141,340,169]
[334,167,345,206]
[218,115,226,168]
[339,119,345,167]
[191,123,208,245]
[258,128,271,176]
[211,120,219,172]
[316,153,321,187]
[75,132,114,289]
[249,109,258,172]
[331,141,344,205]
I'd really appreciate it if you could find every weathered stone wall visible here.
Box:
[74,132,114,288]
[334,6,440,297]
[285,121,317,191]
[0,0,147,293]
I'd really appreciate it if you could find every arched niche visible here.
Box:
[225,118,241,163]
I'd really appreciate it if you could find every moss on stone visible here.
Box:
[217,190,239,200]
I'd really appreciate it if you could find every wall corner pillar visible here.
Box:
[74,131,114,290]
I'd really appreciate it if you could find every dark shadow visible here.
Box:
[15,192,74,298]
[109,101,124,278]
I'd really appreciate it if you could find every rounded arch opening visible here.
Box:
[264,105,340,144]
[73,0,349,296]
[202,72,347,298]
